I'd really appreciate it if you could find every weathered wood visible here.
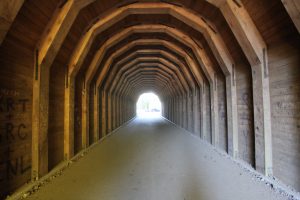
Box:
[32,0,99,177]
[0,0,24,44]
[94,39,200,93]
[206,0,226,7]
[106,49,193,94]
[109,55,187,101]
[84,38,202,139]
[31,0,85,180]
[221,0,272,175]
[106,56,188,96]
[31,58,50,180]
[101,91,107,137]
[119,67,176,97]
[124,77,169,98]
[282,0,300,33]
[88,41,190,138]
[5,0,284,191]
[59,3,238,150]
[113,64,182,94]
[77,20,223,141]
[121,72,173,96]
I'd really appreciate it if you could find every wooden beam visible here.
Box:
[83,49,192,148]
[106,50,193,94]
[123,75,169,97]
[221,0,273,176]
[282,0,300,33]
[31,0,100,180]
[82,39,200,143]
[68,3,234,77]
[78,23,228,148]
[32,1,75,180]
[31,0,92,180]
[42,3,239,153]
[107,55,188,107]
[205,0,226,7]
[0,0,24,45]
[95,39,204,135]
[106,56,188,96]
[111,63,182,96]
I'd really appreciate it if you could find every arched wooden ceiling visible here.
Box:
[0,0,299,195]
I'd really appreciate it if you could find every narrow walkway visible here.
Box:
[26,116,287,200]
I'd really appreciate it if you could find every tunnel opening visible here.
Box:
[136,92,162,118]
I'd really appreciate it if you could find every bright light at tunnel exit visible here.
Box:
[136,93,162,118]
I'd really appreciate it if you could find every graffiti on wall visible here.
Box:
[0,88,31,197]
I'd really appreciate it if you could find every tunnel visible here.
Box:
[0,0,300,199]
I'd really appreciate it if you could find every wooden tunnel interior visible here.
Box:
[0,0,299,198]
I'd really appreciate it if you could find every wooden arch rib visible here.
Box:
[123,74,172,98]
[67,3,233,77]
[64,3,272,175]
[32,2,238,178]
[104,70,171,134]
[105,49,195,93]
[123,71,174,97]
[79,25,226,147]
[87,38,205,144]
[116,65,182,97]
[81,49,195,148]
[79,23,224,149]
[106,56,189,95]
[109,61,186,96]
[30,1,273,179]
[104,51,207,136]
[107,54,204,133]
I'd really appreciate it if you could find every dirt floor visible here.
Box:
[23,116,297,200]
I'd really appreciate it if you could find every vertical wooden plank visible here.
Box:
[101,91,107,136]
[201,85,207,140]
[226,74,239,158]
[64,78,74,160]
[221,0,273,175]
[211,74,219,146]
[31,51,49,180]
[193,89,201,135]
[81,87,89,148]
[93,87,99,142]
[32,0,80,180]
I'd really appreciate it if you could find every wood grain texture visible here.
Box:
[0,0,58,197]
[236,62,255,167]
[269,41,300,191]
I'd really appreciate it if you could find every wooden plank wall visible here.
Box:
[236,62,255,167]
[74,76,83,154]
[205,84,212,143]
[269,41,300,191]
[0,0,59,198]
[217,73,228,152]
[89,88,94,145]
[48,60,65,170]
[0,0,299,197]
